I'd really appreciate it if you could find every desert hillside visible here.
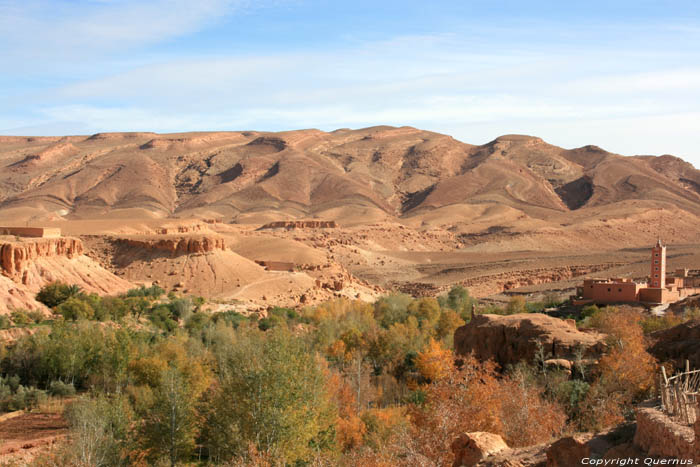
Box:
[1,127,699,307]
[1,127,698,225]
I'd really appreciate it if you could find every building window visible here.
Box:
[655,260,659,264]
[655,267,659,271]
[607,288,611,292]
[618,288,622,292]
[655,253,659,257]
[655,274,659,278]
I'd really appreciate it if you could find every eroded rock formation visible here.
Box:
[0,238,83,281]
[115,235,226,255]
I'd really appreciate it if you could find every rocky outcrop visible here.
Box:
[454,313,606,367]
[0,238,83,281]
[451,432,509,467]
[259,220,338,230]
[546,435,590,467]
[649,320,700,368]
[115,236,226,255]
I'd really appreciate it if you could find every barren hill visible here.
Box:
[1,127,698,225]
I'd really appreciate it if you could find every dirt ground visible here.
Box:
[0,410,68,464]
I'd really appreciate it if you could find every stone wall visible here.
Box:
[259,220,337,230]
[255,260,295,272]
[633,406,696,459]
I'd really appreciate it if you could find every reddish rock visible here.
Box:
[454,313,606,367]
[0,237,84,281]
[451,432,509,467]
[544,359,573,373]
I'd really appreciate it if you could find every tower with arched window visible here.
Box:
[650,239,666,288]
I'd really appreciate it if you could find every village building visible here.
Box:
[0,227,61,238]
[573,240,700,305]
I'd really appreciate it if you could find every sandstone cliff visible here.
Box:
[454,313,606,367]
[1,238,83,282]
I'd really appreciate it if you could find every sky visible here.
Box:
[1,0,699,166]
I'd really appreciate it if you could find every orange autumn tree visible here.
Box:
[327,371,367,451]
[415,338,453,383]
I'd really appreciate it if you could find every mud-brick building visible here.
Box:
[574,240,700,305]
[0,227,61,238]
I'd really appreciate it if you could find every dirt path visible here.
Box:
[0,411,68,463]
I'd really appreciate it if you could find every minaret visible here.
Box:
[650,239,666,288]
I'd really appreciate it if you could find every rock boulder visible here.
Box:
[451,432,509,467]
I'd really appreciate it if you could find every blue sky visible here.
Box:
[1,0,699,165]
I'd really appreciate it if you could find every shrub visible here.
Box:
[56,297,95,321]
[125,284,164,299]
[10,310,32,326]
[49,380,76,397]
[505,296,527,315]
[0,384,47,412]
[28,310,46,324]
[36,282,81,308]
[168,298,194,321]
[148,305,177,332]
[212,310,249,328]
[258,314,285,331]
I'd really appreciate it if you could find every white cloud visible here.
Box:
[0,0,247,61]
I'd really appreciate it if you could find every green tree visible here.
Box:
[36,282,74,308]
[203,327,336,464]
[61,395,133,466]
[56,297,95,321]
[142,369,197,466]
